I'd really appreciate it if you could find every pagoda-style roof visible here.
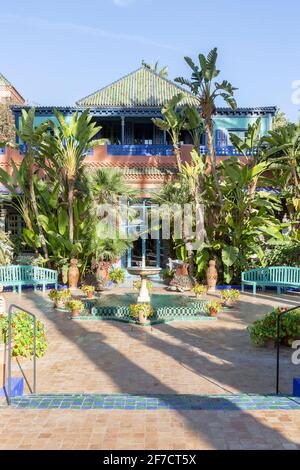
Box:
[76,67,200,108]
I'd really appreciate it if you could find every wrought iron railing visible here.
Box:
[7,304,37,405]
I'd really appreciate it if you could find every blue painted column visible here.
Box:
[156,238,161,267]
[163,129,167,145]
[142,238,146,267]
[127,247,132,268]
[121,116,125,145]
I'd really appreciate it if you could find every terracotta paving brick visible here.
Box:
[1,290,300,449]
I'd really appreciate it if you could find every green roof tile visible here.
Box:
[77,67,199,108]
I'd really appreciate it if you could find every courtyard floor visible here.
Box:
[1,288,300,450]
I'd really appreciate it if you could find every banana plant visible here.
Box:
[175,47,237,205]
[152,93,186,171]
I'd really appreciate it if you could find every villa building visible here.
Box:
[0,67,276,270]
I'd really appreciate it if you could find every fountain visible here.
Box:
[127,266,161,303]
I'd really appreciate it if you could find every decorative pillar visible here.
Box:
[156,238,161,268]
[163,129,167,145]
[0,207,7,231]
[121,116,125,145]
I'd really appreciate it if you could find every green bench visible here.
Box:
[241,266,300,295]
[0,265,58,293]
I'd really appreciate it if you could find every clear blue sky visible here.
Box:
[1,0,300,120]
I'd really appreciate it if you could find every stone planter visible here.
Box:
[138,312,150,325]
[206,260,218,293]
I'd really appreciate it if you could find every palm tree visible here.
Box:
[175,48,237,205]
[152,93,186,171]
[17,108,50,259]
[43,109,106,244]
[142,60,168,78]
[89,168,135,204]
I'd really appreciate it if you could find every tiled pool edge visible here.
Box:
[9,393,300,411]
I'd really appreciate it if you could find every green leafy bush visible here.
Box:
[0,229,14,265]
[261,243,300,267]
[66,299,84,313]
[129,303,154,319]
[109,268,126,285]
[0,311,48,358]
[248,307,300,346]
[160,269,175,284]
[133,280,153,292]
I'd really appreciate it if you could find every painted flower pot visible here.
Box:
[209,308,218,317]
[55,300,65,309]
[71,309,81,318]
[86,292,94,300]
[138,312,149,325]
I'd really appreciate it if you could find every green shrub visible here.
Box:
[0,311,48,358]
[248,307,300,346]
[129,303,154,319]
[258,243,300,268]
[160,269,175,283]
[133,280,153,292]
[66,299,84,313]
[109,268,126,285]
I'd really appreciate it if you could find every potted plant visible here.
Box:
[48,289,71,308]
[129,303,154,325]
[192,284,207,300]
[66,299,85,318]
[219,289,240,307]
[133,280,153,293]
[204,300,222,317]
[81,285,95,299]
[109,268,126,286]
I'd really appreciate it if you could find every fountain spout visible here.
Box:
[127,266,161,303]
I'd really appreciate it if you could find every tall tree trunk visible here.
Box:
[173,143,182,172]
[68,179,74,244]
[205,119,223,206]
[28,162,49,259]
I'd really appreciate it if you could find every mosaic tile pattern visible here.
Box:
[10,394,300,411]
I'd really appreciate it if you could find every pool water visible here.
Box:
[93,293,194,309]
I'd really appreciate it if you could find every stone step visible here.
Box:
[9,393,300,411]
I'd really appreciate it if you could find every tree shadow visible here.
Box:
[8,291,299,450]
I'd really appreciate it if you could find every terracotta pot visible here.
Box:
[71,309,81,318]
[86,292,94,299]
[55,300,65,309]
[209,308,218,317]
[206,260,218,293]
[96,261,111,280]
[68,259,80,289]
[175,263,189,277]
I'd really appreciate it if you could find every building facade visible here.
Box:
[0,67,277,270]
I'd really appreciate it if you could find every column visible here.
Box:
[0,207,7,231]
[121,116,125,145]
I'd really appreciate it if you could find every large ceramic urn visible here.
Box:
[206,260,218,293]
[68,258,80,289]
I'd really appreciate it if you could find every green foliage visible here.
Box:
[260,243,300,267]
[204,300,222,316]
[192,284,207,296]
[160,269,175,283]
[66,299,84,312]
[219,289,240,301]
[129,303,154,319]
[108,268,126,285]
[81,285,95,294]
[133,280,153,292]
[0,311,48,358]
[48,289,71,302]
[0,229,14,265]
[14,254,44,266]
[248,308,300,346]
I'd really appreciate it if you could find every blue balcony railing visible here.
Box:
[200,145,258,156]
[107,144,174,157]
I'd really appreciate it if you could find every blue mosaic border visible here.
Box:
[10,393,300,411]
[76,299,212,324]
